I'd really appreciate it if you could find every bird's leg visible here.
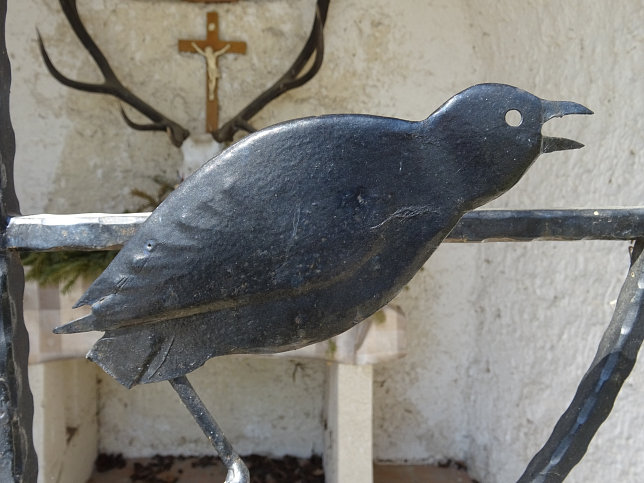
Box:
[169,376,250,483]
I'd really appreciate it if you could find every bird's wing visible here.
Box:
[62,115,443,333]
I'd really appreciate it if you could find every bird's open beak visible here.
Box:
[540,99,593,153]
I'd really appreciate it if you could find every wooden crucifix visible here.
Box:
[178,12,246,132]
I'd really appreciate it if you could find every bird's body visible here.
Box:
[57,84,591,388]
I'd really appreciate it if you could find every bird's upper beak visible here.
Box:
[540,99,593,153]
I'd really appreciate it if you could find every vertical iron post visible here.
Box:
[518,241,644,482]
[0,1,37,480]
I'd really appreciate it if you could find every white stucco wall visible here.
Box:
[6,1,643,482]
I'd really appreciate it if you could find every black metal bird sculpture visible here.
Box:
[55,83,591,482]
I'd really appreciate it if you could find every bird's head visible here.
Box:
[427,83,592,206]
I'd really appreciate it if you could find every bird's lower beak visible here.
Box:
[540,99,593,153]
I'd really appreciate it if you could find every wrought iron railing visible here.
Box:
[1,2,643,481]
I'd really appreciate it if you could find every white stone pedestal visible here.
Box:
[30,359,98,483]
[324,363,374,483]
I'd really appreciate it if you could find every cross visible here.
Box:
[178,12,246,132]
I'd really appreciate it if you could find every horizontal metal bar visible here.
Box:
[447,208,644,242]
[3,208,644,252]
[4,213,148,251]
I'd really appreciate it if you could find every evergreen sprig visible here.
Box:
[21,176,179,292]
[22,250,117,293]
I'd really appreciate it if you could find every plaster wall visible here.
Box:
[6,0,644,482]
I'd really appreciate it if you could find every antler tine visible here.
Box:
[58,0,119,86]
[120,107,169,133]
[37,30,106,94]
[212,0,330,143]
[279,2,327,90]
[41,0,190,147]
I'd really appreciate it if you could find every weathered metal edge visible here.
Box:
[4,208,643,252]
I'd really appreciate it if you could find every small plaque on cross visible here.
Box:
[178,12,246,132]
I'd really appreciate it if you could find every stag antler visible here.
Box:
[39,0,190,147]
[40,0,329,146]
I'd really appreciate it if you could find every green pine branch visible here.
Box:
[22,250,117,293]
[22,176,179,292]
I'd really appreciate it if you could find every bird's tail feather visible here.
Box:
[72,289,94,309]
[86,314,221,388]
[53,313,97,334]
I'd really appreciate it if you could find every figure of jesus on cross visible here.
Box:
[179,12,246,132]
[191,42,231,103]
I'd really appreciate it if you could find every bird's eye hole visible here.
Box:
[505,109,523,127]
